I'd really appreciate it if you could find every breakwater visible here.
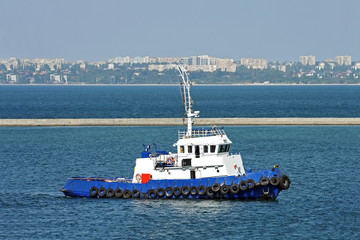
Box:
[1,118,360,127]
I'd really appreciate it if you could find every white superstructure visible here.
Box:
[132,66,245,183]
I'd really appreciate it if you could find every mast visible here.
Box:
[177,65,199,137]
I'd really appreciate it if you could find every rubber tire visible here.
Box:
[220,185,230,195]
[190,186,198,196]
[206,187,214,197]
[173,187,181,198]
[98,187,107,198]
[106,188,115,198]
[123,190,132,199]
[211,183,220,192]
[89,187,98,198]
[132,189,140,198]
[165,187,174,198]
[239,180,248,191]
[270,177,280,186]
[247,179,255,189]
[280,175,291,190]
[230,183,240,194]
[262,187,270,195]
[181,186,190,196]
[157,188,165,198]
[198,185,206,196]
[147,189,157,199]
[114,188,123,198]
[259,176,270,186]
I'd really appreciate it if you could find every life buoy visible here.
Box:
[89,186,98,197]
[135,174,141,183]
[165,187,174,198]
[259,176,270,186]
[198,185,206,196]
[166,157,175,165]
[279,175,291,190]
[239,180,248,191]
[114,188,123,198]
[106,188,115,198]
[181,186,190,196]
[148,189,157,199]
[211,183,220,192]
[270,177,280,186]
[247,179,255,189]
[123,190,132,199]
[220,185,230,195]
[190,186,198,196]
[230,183,240,194]
[157,188,165,198]
[98,187,107,198]
[132,189,140,198]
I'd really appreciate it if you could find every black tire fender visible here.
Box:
[211,183,220,192]
[280,174,291,190]
[247,179,255,189]
[270,177,280,186]
[165,187,174,198]
[173,187,181,198]
[147,189,157,199]
[157,187,165,198]
[206,187,214,197]
[220,185,230,195]
[132,189,140,198]
[114,188,123,198]
[230,183,240,194]
[89,186,98,198]
[106,188,115,198]
[190,186,198,196]
[198,185,207,196]
[239,180,248,191]
[259,176,270,186]
[98,187,107,198]
[123,190,132,199]
[181,186,190,196]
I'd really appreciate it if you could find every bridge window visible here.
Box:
[188,146,193,153]
[180,146,184,153]
[210,145,216,153]
[219,144,230,153]
[204,145,208,153]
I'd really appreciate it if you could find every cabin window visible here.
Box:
[180,146,184,153]
[219,144,230,153]
[204,145,208,153]
[210,145,216,153]
[188,146,193,153]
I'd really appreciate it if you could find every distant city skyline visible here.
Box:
[1,0,359,62]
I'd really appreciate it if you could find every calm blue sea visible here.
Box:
[1,86,360,239]
[1,126,360,239]
[0,85,360,118]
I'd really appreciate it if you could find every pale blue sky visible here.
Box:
[0,0,359,61]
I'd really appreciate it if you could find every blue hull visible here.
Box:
[60,168,290,200]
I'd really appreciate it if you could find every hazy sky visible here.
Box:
[1,0,359,61]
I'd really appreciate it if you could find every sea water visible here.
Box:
[0,85,360,118]
[0,85,360,239]
[0,126,359,239]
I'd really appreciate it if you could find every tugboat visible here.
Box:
[60,66,291,200]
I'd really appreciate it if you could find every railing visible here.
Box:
[178,128,226,139]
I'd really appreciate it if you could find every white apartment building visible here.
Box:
[336,56,352,66]
[240,58,268,70]
[299,56,316,65]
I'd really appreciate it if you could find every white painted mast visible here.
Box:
[177,65,199,137]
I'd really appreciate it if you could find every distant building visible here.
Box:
[317,62,325,70]
[240,58,267,70]
[353,62,360,70]
[336,56,351,66]
[299,56,316,65]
